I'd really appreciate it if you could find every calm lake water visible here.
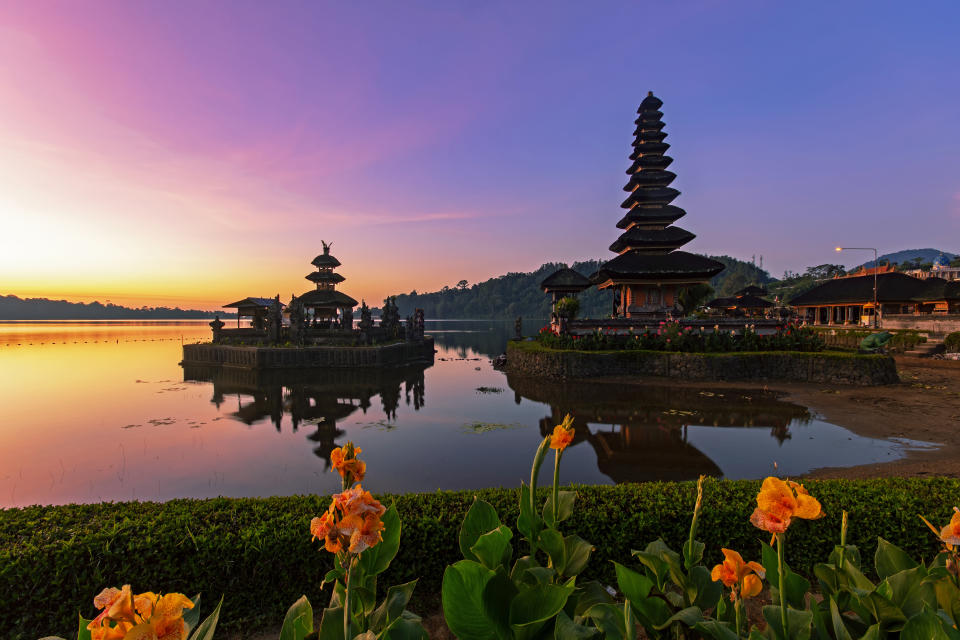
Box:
[0,320,936,507]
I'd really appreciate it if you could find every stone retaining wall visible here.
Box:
[882,314,960,335]
[182,337,434,369]
[506,341,898,385]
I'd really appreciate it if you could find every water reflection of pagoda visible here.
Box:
[508,374,810,482]
[183,365,426,468]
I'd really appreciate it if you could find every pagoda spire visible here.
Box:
[611,92,696,254]
[593,93,724,318]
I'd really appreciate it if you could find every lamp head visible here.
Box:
[835,247,843,252]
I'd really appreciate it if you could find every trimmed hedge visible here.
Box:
[3,479,959,639]
[945,331,960,353]
[813,327,927,353]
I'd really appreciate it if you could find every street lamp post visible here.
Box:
[835,247,879,329]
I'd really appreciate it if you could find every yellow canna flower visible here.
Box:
[711,548,765,601]
[549,414,575,451]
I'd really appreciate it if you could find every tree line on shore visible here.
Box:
[0,294,235,320]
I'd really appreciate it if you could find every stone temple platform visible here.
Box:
[181,337,435,370]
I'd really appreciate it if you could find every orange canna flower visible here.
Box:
[89,585,136,629]
[89,620,133,640]
[750,477,822,534]
[331,442,366,482]
[339,512,386,553]
[121,593,193,640]
[742,574,763,599]
[940,508,960,547]
[333,485,386,519]
[311,510,344,553]
[549,414,575,451]
[922,507,960,550]
[711,548,765,601]
[89,590,192,640]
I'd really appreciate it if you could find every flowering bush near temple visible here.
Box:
[537,321,825,353]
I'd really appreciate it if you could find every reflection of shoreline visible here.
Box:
[508,373,812,482]
[183,365,428,467]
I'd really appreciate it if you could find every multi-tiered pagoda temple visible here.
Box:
[592,92,724,317]
[296,241,358,328]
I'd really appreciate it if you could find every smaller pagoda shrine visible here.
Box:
[292,241,358,331]
[592,92,724,318]
[541,268,592,315]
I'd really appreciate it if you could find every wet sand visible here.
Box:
[591,356,960,480]
[780,357,960,479]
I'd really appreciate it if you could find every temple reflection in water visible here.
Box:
[506,373,811,482]
[182,365,426,468]
[182,362,813,483]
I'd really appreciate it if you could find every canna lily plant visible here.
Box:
[39,586,221,640]
[441,414,606,639]
[597,474,724,639]
[280,442,428,640]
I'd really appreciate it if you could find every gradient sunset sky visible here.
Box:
[2,1,958,310]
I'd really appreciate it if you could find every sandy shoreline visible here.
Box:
[778,356,960,479]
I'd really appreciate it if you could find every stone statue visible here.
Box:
[267,295,283,344]
[381,296,400,338]
[414,308,425,340]
[209,315,225,343]
[288,296,306,346]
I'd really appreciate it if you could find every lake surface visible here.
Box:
[0,320,936,507]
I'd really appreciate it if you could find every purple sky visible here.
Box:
[2,1,958,307]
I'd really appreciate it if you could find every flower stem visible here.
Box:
[344,556,353,640]
[777,533,788,637]
[734,596,743,637]
[838,510,848,570]
[551,450,561,528]
[528,436,550,556]
[685,475,704,570]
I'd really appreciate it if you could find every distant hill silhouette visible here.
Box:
[0,295,234,320]
[860,248,957,268]
[392,255,770,319]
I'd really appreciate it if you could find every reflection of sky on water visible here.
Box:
[0,320,937,507]
[684,424,938,479]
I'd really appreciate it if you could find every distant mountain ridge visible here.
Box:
[861,248,957,268]
[0,295,234,320]
[392,255,770,319]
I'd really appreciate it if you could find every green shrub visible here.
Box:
[945,331,960,353]
[814,328,927,353]
[3,479,959,639]
[538,322,825,353]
